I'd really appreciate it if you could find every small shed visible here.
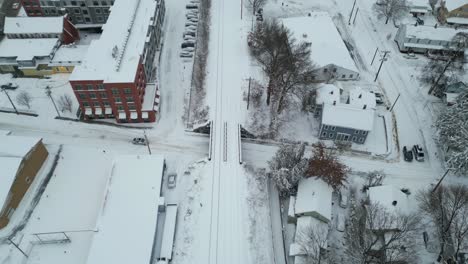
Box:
[295,177,333,223]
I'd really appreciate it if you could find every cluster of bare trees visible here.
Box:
[345,201,420,263]
[268,142,349,196]
[421,32,468,97]
[373,0,409,25]
[247,0,266,15]
[248,20,317,133]
[418,185,468,262]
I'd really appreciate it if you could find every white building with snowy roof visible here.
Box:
[85,155,166,264]
[394,24,468,53]
[439,0,468,25]
[314,84,341,115]
[319,103,375,144]
[289,215,329,263]
[408,0,432,16]
[282,13,360,82]
[347,86,377,110]
[294,177,333,223]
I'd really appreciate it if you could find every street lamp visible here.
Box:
[45,86,61,117]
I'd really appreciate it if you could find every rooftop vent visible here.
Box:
[303,33,308,38]
[392,201,398,206]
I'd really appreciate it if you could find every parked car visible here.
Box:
[413,144,425,162]
[336,213,346,232]
[403,146,413,162]
[1,82,19,90]
[132,137,147,145]
[339,189,348,208]
[167,173,177,188]
[416,17,424,25]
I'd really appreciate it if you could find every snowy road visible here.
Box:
[203,0,251,263]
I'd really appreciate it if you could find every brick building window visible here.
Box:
[74,85,83,90]
[94,102,100,107]
[78,93,86,99]
[83,102,90,106]
[111,88,119,95]
[115,98,122,103]
[103,101,110,106]
[89,93,97,99]
[126,97,134,102]
[117,105,124,111]
[123,88,132,94]
[97,84,104,90]
[87,84,93,90]
[100,92,107,98]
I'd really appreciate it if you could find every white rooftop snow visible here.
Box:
[368,185,410,215]
[295,177,333,222]
[316,84,340,105]
[4,16,63,35]
[282,13,358,72]
[444,0,468,11]
[70,0,157,82]
[409,0,431,9]
[0,135,41,215]
[143,83,157,111]
[349,87,376,109]
[0,38,59,61]
[405,24,468,42]
[0,135,41,158]
[50,45,88,64]
[85,155,165,264]
[447,17,468,25]
[160,204,178,260]
[322,103,375,131]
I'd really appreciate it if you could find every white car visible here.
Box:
[413,144,425,162]
[167,173,177,188]
[336,213,346,232]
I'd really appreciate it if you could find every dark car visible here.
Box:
[1,83,19,90]
[416,17,424,25]
[403,146,413,162]
[132,137,147,145]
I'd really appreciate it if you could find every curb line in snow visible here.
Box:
[54,116,153,129]
[0,108,38,117]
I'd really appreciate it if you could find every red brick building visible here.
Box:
[20,0,44,16]
[69,0,165,123]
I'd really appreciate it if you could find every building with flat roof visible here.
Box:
[86,155,165,264]
[0,135,48,229]
[69,0,165,123]
[282,13,360,82]
[20,0,114,26]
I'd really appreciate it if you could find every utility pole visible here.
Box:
[389,93,400,112]
[353,7,359,25]
[45,86,61,117]
[374,51,390,82]
[1,88,19,114]
[432,168,451,193]
[241,0,243,19]
[348,0,357,25]
[247,77,251,110]
[371,47,379,65]
[143,130,152,155]
[8,238,28,258]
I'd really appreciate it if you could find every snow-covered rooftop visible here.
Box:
[160,204,178,260]
[4,16,63,35]
[85,155,165,264]
[282,13,358,72]
[322,103,375,131]
[444,0,468,11]
[349,87,376,110]
[447,17,468,25]
[70,0,157,82]
[295,177,332,222]
[290,216,328,257]
[0,38,59,61]
[409,0,431,8]
[0,135,41,216]
[368,185,410,215]
[50,44,88,65]
[0,135,41,158]
[404,24,468,42]
[316,84,340,105]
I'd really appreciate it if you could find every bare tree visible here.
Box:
[362,170,386,192]
[249,20,290,106]
[16,91,32,109]
[306,142,349,190]
[425,32,468,96]
[436,91,468,175]
[418,185,468,261]
[57,94,74,113]
[268,143,308,196]
[296,223,329,263]
[247,0,266,15]
[345,201,420,263]
[373,0,409,24]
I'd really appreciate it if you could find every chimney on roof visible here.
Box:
[359,94,362,98]
[363,104,367,109]
[303,33,308,38]
[330,91,334,95]
[392,201,398,206]
[333,101,336,105]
